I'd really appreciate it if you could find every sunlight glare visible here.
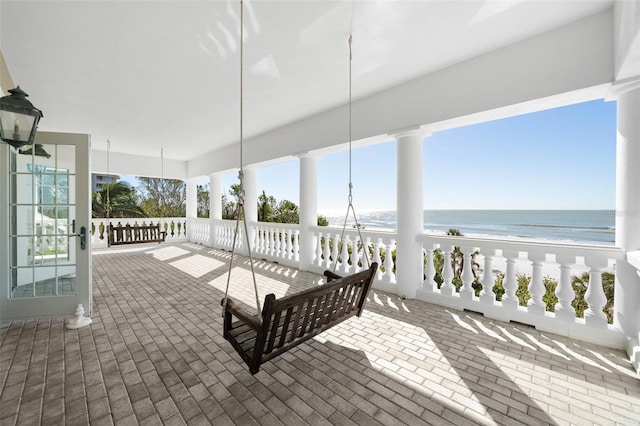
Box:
[169,254,224,278]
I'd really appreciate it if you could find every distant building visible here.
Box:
[91,173,120,193]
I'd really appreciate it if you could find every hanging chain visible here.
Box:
[238,0,245,205]
[333,34,370,273]
[106,139,110,225]
[348,34,353,205]
[223,0,262,322]
[160,147,165,228]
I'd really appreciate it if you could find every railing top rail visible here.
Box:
[211,219,301,230]
[416,233,625,259]
[252,221,300,230]
[92,217,186,222]
[310,225,396,240]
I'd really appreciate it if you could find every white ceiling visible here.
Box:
[1,0,613,161]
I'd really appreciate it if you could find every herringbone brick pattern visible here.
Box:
[1,242,638,425]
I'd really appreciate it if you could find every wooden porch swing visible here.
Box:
[221,1,376,375]
[105,142,167,247]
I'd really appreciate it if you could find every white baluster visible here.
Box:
[284,230,290,260]
[372,239,382,266]
[253,226,259,253]
[272,229,279,258]
[460,246,475,300]
[351,237,361,272]
[330,233,339,270]
[284,229,291,260]
[262,227,268,255]
[256,227,263,255]
[322,233,331,269]
[315,232,324,267]
[341,236,351,274]
[527,253,546,315]
[280,229,289,259]
[277,229,283,259]
[362,236,372,268]
[276,229,283,259]
[584,260,608,328]
[293,231,299,262]
[382,239,394,283]
[267,229,274,257]
[554,255,576,321]
[423,245,436,292]
[479,251,495,304]
[501,250,518,309]
[440,247,455,296]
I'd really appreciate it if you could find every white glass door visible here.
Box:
[1,131,91,320]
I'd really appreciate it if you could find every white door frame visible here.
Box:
[0,131,91,322]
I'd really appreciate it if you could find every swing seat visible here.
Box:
[222,262,378,374]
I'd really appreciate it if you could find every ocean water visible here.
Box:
[323,210,615,246]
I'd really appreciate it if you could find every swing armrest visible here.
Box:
[222,298,261,331]
[323,270,343,283]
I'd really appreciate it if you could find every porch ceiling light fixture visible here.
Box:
[0,86,44,149]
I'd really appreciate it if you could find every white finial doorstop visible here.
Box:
[66,304,92,329]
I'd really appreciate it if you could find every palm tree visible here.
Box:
[92,182,146,218]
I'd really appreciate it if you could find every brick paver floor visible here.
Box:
[1,242,639,425]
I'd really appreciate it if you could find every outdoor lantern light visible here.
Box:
[0,86,44,149]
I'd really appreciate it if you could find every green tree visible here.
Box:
[92,182,146,218]
[222,184,243,219]
[317,215,329,226]
[222,194,236,220]
[136,177,186,217]
[197,184,209,218]
[258,190,276,222]
[273,199,299,223]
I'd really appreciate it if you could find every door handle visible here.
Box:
[79,226,86,251]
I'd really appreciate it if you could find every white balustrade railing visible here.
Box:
[214,219,245,252]
[417,234,625,346]
[92,216,627,347]
[188,217,211,246]
[91,217,187,249]
[310,226,398,293]
[253,222,300,267]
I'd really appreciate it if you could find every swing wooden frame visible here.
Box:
[222,262,377,374]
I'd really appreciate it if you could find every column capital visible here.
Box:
[606,76,640,101]
[388,125,431,140]
[296,150,320,160]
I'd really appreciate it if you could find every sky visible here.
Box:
[221,98,617,213]
[124,99,617,213]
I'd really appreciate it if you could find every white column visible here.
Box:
[186,177,198,219]
[298,153,318,271]
[609,81,640,370]
[392,127,429,299]
[209,173,222,248]
[243,167,258,252]
[614,84,640,251]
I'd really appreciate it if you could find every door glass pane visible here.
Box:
[11,267,34,298]
[12,206,35,235]
[34,267,57,296]
[9,142,77,299]
[13,236,35,267]
[14,174,34,204]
